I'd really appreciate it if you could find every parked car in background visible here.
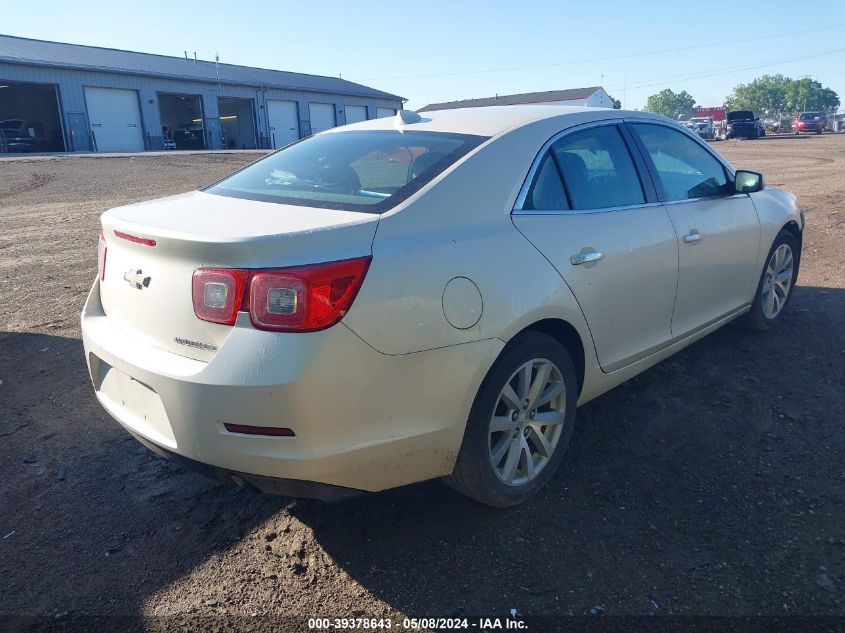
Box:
[689,116,715,139]
[726,111,766,139]
[174,125,205,150]
[82,106,804,507]
[770,117,793,133]
[0,119,39,152]
[793,112,827,134]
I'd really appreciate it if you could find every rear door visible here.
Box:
[628,121,760,337]
[512,121,679,372]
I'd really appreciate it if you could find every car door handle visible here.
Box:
[570,250,605,266]
[683,231,704,244]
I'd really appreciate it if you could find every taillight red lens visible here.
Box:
[192,269,249,325]
[249,257,371,332]
[97,231,107,281]
[191,257,371,332]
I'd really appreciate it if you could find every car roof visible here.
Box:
[326,105,658,138]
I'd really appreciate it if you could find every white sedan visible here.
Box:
[82,106,803,507]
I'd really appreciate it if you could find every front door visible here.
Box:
[512,122,679,372]
[629,122,761,336]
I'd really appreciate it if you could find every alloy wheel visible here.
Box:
[488,358,566,486]
[762,243,794,319]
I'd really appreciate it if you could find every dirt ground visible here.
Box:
[1,135,844,630]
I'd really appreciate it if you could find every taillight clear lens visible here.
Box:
[97,231,107,281]
[192,269,249,325]
[249,257,371,332]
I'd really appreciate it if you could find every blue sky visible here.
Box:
[4,0,843,111]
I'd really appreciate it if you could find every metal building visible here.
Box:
[0,34,404,153]
[419,87,614,112]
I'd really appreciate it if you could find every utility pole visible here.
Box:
[799,74,817,113]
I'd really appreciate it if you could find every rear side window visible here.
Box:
[523,153,569,210]
[521,124,645,211]
[551,125,645,210]
[632,123,730,201]
[206,130,487,213]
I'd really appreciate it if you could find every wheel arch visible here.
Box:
[511,318,586,396]
[781,220,802,247]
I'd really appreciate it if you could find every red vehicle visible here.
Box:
[793,112,827,134]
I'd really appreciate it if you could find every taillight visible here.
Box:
[192,269,250,325]
[97,231,107,281]
[250,257,371,332]
[192,257,371,333]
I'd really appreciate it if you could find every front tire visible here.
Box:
[444,332,578,507]
[740,230,799,331]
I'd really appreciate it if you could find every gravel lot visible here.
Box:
[1,136,844,629]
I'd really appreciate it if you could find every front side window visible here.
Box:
[632,123,730,201]
[206,130,487,213]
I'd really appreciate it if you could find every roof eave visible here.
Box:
[0,57,404,102]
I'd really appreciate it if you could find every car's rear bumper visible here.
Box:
[81,279,502,493]
[127,428,363,501]
[727,126,757,138]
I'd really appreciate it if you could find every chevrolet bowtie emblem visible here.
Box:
[124,269,151,289]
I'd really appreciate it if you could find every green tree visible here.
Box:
[609,96,622,109]
[644,89,696,119]
[725,75,840,116]
[784,77,839,114]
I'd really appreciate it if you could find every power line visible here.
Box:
[356,23,845,82]
[603,47,845,93]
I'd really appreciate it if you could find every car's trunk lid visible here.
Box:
[99,191,378,361]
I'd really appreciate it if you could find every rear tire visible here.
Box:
[444,332,578,508]
[740,230,799,331]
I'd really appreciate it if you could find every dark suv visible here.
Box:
[726,110,766,139]
[794,112,827,134]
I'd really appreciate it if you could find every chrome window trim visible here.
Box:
[512,115,744,216]
[516,201,664,216]
[660,192,750,206]
[513,119,630,214]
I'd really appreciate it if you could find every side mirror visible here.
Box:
[734,170,764,193]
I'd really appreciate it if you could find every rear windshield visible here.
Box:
[727,111,754,121]
[206,130,488,213]
[799,113,821,120]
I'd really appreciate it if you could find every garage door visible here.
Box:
[84,87,144,152]
[345,105,367,125]
[267,100,299,148]
[309,103,336,134]
[376,107,396,119]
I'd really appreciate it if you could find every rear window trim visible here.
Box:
[513,119,655,215]
[203,130,489,214]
